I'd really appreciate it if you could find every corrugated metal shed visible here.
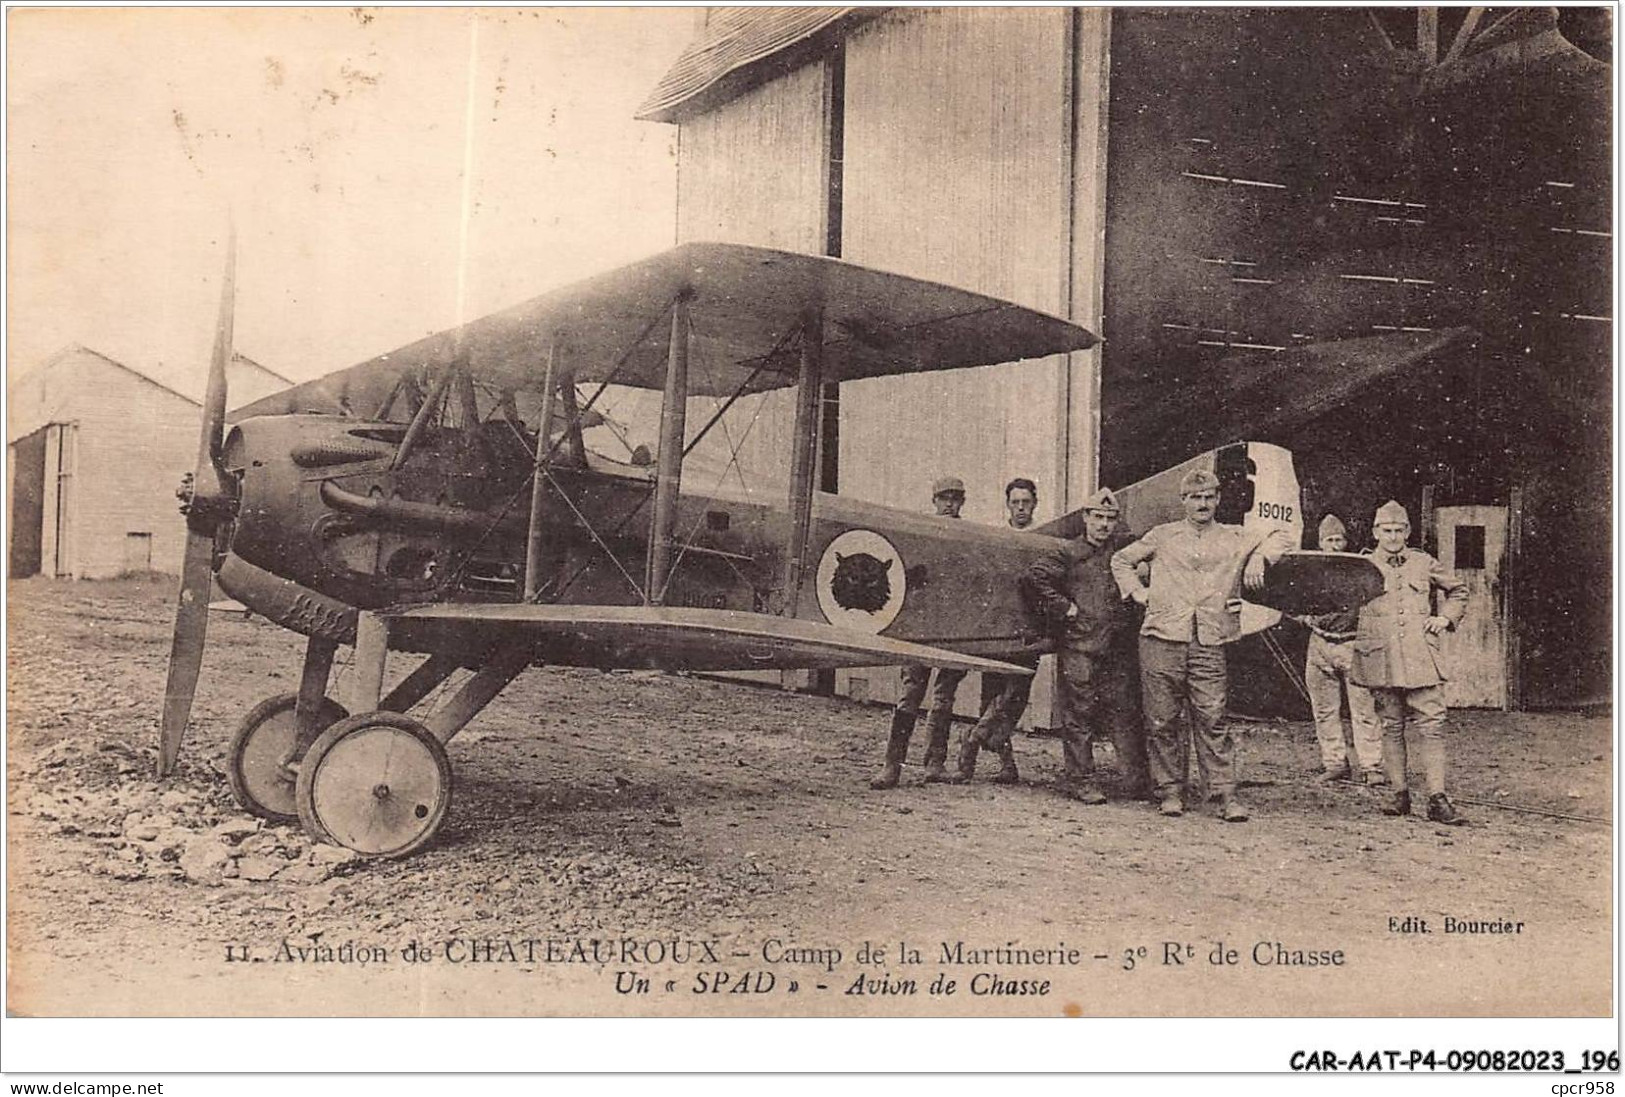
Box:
[645,5,1610,709]
[636,8,873,124]
[671,56,831,504]
[655,8,1114,726]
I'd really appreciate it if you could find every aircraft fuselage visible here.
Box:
[218,413,1059,662]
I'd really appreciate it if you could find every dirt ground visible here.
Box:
[5,576,1613,1017]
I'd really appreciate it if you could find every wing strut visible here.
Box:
[392,365,454,470]
[645,292,692,604]
[522,340,562,601]
[781,308,823,615]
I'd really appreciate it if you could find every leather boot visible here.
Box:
[870,712,914,790]
[921,711,953,783]
[1426,792,1468,826]
[990,741,1019,785]
[1062,777,1105,804]
[952,730,983,783]
[1382,789,1413,817]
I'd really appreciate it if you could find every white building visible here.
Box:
[8,345,291,579]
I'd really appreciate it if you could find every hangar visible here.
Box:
[8,344,291,579]
[638,7,1611,712]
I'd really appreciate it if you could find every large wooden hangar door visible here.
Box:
[9,427,48,577]
[1434,505,1510,710]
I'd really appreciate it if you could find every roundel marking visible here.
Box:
[815,529,906,633]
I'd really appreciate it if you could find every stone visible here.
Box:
[212,817,261,842]
[278,862,334,886]
[154,828,192,861]
[236,855,286,882]
[310,844,359,867]
[158,790,192,811]
[310,879,354,905]
[237,832,283,858]
[179,841,232,886]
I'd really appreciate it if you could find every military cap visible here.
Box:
[1373,500,1410,528]
[1082,487,1121,517]
[931,476,966,498]
[1178,468,1220,496]
[1317,513,1347,541]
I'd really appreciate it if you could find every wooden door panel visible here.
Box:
[1435,505,1507,708]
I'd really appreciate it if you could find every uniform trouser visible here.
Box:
[968,661,1036,752]
[1371,685,1448,796]
[1140,636,1232,797]
[894,665,967,767]
[1057,647,1145,787]
[1304,634,1382,772]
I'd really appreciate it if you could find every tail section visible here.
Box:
[1036,441,1305,636]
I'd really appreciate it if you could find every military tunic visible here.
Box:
[1110,519,1294,798]
[1351,548,1468,797]
[1351,550,1468,689]
[1027,530,1143,785]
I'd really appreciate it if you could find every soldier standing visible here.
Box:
[1299,513,1384,784]
[1350,500,1470,824]
[1110,468,1294,822]
[871,476,970,789]
[1022,487,1145,803]
[953,478,1042,786]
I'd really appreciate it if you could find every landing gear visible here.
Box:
[295,712,453,858]
[290,612,530,857]
[226,693,348,822]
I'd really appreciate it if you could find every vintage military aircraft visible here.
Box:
[160,240,1379,858]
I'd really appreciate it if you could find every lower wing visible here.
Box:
[383,603,1035,675]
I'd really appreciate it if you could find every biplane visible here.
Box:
[160,241,1380,858]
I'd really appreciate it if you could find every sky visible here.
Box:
[7,7,695,393]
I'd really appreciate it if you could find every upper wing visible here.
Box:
[233,243,1097,417]
[382,602,1036,676]
[1251,551,1385,617]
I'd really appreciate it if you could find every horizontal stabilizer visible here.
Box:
[383,603,1035,676]
[1252,551,1385,617]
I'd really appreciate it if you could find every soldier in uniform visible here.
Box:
[953,478,1042,786]
[871,476,970,789]
[1021,487,1145,803]
[1350,500,1470,824]
[1298,513,1384,784]
[1110,468,1294,822]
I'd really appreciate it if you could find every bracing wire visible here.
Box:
[657,377,778,602]
[539,460,648,601]
[1258,622,1312,705]
[547,323,802,604]
[439,303,672,590]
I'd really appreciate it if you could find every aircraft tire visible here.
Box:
[295,711,453,859]
[227,693,349,823]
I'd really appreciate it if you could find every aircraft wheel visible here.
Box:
[227,693,349,823]
[295,712,452,858]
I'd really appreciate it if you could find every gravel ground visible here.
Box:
[5,576,1613,1017]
